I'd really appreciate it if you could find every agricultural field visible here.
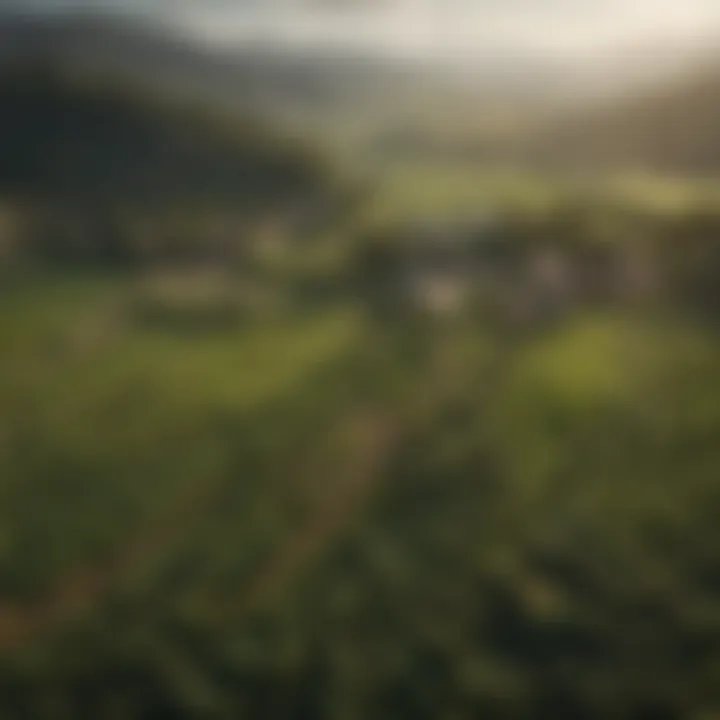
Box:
[3,31,720,717]
[3,200,720,716]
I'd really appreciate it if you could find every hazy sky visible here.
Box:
[7,0,720,59]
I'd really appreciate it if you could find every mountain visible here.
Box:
[529,64,720,175]
[0,10,632,142]
[5,8,719,175]
[0,11,482,122]
[0,12,336,117]
[0,67,337,266]
[0,66,331,203]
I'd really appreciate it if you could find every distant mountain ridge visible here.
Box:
[0,9,653,129]
[0,11,466,122]
[528,62,720,174]
[4,9,720,175]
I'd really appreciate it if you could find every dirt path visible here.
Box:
[0,470,231,654]
[0,408,401,655]
[216,409,401,622]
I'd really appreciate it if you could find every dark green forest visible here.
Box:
[0,70,340,268]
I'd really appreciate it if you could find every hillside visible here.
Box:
[0,70,329,203]
[0,10,625,157]
[0,69,336,266]
[0,12,334,116]
[0,11,467,126]
[531,65,720,174]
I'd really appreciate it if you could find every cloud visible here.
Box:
[168,0,720,60]
[6,0,720,59]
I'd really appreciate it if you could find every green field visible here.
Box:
[5,64,720,718]
[1,260,720,716]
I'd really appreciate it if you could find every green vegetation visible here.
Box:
[0,69,341,269]
[3,59,720,719]
[3,194,720,717]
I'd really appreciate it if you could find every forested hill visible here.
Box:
[0,70,338,266]
[0,70,330,206]
[530,65,720,174]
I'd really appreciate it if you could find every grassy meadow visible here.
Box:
[4,181,720,717]
[2,64,720,718]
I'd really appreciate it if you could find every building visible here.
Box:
[397,212,511,315]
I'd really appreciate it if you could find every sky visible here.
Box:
[6,0,720,61]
